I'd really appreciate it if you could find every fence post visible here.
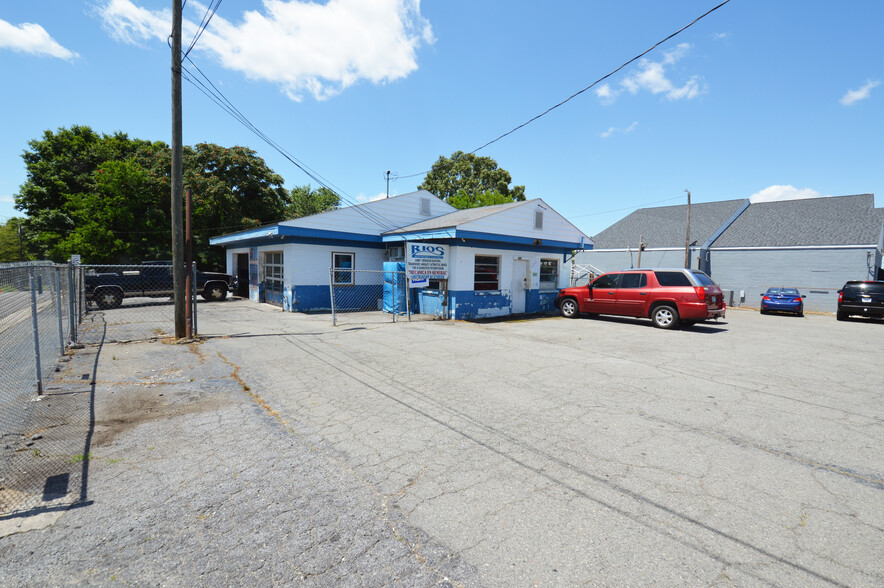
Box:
[405,271,411,322]
[328,267,336,326]
[55,267,65,354]
[67,262,76,343]
[28,266,43,395]
[192,265,198,336]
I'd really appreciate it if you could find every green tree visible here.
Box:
[14,127,289,268]
[418,151,527,209]
[15,126,154,260]
[447,190,515,210]
[0,218,29,263]
[286,184,340,218]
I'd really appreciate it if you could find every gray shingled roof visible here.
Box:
[711,194,883,247]
[590,199,747,248]
[383,199,529,235]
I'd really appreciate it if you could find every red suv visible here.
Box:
[555,268,726,329]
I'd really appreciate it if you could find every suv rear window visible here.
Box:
[654,271,691,287]
[843,282,884,295]
[689,270,716,286]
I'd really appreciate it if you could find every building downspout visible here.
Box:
[698,199,751,275]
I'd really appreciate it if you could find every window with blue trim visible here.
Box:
[539,259,558,290]
[474,256,499,290]
[332,252,354,286]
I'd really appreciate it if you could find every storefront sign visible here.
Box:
[405,242,449,282]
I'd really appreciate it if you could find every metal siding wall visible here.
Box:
[709,248,872,312]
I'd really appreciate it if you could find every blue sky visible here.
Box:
[1,0,882,238]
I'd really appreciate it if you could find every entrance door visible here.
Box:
[235,253,250,297]
[511,259,529,314]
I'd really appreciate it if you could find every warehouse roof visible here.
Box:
[590,199,747,248]
[710,193,884,247]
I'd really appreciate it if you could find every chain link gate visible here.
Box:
[329,269,444,326]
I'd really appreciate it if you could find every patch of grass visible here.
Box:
[68,452,92,463]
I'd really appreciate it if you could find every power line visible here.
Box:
[396,0,732,183]
[183,0,222,59]
[180,54,397,230]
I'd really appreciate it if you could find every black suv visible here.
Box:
[836,281,884,320]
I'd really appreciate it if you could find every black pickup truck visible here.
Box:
[85,262,237,309]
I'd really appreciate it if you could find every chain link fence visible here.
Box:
[329,269,445,326]
[1,261,84,516]
[79,264,182,345]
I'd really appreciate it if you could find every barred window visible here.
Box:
[332,252,354,286]
[474,256,500,291]
[539,259,558,290]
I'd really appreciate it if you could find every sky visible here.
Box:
[1,0,882,239]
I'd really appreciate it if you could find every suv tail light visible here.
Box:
[838,291,843,303]
[694,286,706,301]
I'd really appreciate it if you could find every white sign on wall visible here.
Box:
[405,242,449,283]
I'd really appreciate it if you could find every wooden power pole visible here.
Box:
[171,0,185,338]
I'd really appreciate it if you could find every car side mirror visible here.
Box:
[801,295,806,298]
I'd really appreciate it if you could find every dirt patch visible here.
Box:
[91,383,233,447]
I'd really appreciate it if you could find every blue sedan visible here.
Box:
[760,288,805,316]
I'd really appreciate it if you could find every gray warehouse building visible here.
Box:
[573,193,884,313]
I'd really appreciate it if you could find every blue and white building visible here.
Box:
[209,190,592,319]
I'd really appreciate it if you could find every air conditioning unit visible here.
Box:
[384,246,404,261]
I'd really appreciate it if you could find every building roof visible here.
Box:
[383,200,526,234]
[590,199,748,249]
[711,193,884,247]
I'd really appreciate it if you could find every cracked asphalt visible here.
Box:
[1,300,882,586]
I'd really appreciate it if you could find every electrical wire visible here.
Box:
[180,55,397,230]
[183,0,222,59]
[396,0,732,182]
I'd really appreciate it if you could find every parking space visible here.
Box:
[205,304,882,586]
[3,300,880,585]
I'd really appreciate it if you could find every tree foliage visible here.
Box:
[14,126,290,269]
[286,184,340,218]
[418,151,526,209]
[0,218,29,263]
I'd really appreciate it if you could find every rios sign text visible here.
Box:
[405,242,449,283]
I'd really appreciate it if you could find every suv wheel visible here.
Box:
[651,305,679,329]
[836,311,847,321]
[560,298,579,319]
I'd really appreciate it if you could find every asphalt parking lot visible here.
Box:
[2,301,882,586]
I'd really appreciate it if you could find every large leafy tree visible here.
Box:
[0,218,29,263]
[418,151,527,209]
[286,184,340,218]
[14,127,289,268]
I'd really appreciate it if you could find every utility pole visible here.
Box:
[684,189,691,269]
[637,234,645,268]
[385,170,391,198]
[171,0,185,338]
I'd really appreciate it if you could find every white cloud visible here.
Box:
[0,18,79,59]
[713,32,730,40]
[620,43,705,101]
[97,0,434,101]
[600,121,638,139]
[594,83,617,104]
[355,192,387,203]
[839,79,880,106]
[749,185,826,203]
